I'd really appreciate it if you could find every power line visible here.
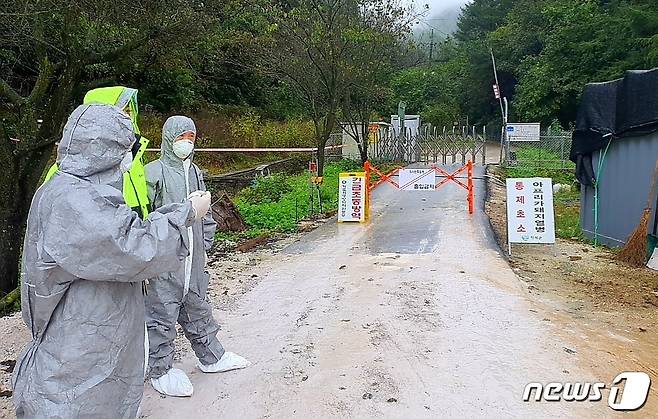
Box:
[416,18,451,38]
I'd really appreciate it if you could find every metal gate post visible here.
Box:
[467,160,474,214]
[482,126,487,166]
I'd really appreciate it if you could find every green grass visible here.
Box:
[507,147,575,185]
[228,160,363,238]
[553,188,585,240]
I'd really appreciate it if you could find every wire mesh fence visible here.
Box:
[506,131,574,170]
[326,132,344,161]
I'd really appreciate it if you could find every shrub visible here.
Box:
[234,160,363,233]
[239,174,292,204]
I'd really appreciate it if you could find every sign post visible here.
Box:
[506,177,556,256]
[338,172,367,223]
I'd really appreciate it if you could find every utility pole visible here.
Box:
[490,48,508,164]
[428,29,435,64]
[490,48,504,119]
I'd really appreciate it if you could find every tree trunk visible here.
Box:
[0,206,25,296]
[211,192,247,233]
[317,128,332,177]
[316,111,337,177]
[317,143,326,178]
[359,144,368,164]
[0,133,54,295]
[0,62,81,296]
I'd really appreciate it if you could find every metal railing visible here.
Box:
[367,125,487,165]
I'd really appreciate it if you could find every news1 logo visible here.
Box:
[523,372,651,411]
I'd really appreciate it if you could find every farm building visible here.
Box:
[571,68,658,248]
[340,121,392,161]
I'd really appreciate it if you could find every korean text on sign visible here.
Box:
[505,178,555,244]
[338,173,366,222]
[399,168,436,191]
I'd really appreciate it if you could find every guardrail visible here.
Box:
[145,145,346,153]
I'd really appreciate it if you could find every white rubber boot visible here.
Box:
[197,352,251,373]
[150,368,194,397]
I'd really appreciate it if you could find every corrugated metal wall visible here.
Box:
[580,131,658,247]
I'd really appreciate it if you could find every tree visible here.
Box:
[391,0,658,129]
[389,41,465,128]
[253,0,352,176]
[340,0,418,163]
[254,0,418,174]
[489,0,658,126]
[0,0,210,299]
[341,85,387,163]
[455,0,516,42]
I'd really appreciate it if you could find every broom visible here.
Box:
[616,156,658,267]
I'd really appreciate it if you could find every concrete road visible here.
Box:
[141,165,646,418]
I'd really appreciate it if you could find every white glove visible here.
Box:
[188,191,211,221]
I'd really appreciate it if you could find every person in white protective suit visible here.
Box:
[12,104,212,419]
[145,116,250,397]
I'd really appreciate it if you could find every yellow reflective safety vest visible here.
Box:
[45,86,150,218]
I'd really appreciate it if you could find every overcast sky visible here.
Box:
[411,0,470,35]
[422,0,470,14]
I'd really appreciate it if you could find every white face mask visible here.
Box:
[173,140,194,160]
[120,153,133,173]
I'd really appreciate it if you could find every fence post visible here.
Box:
[462,126,467,165]
[482,126,487,165]
[471,125,476,164]
[467,160,474,214]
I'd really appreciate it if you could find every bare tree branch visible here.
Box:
[28,57,56,105]
[14,136,58,157]
[84,17,188,67]
[0,78,27,106]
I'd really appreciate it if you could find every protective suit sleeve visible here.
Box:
[196,165,217,251]
[43,185,195,282]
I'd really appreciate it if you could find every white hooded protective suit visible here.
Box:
[12,104,195,419]
[144,116,224,379]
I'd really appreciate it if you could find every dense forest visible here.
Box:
[399,0,658,128]
[0,0,657,298]
[3,1,656,131]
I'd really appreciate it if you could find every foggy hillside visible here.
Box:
[414,3,464,44]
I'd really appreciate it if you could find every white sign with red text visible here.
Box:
[338,172,366,222]
[506,178,555,244]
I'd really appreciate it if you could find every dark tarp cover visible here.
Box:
[617,69,658,136]
[570,68,658,185]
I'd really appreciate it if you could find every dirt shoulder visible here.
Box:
[0,312,28,418]
[484,164,658,351]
